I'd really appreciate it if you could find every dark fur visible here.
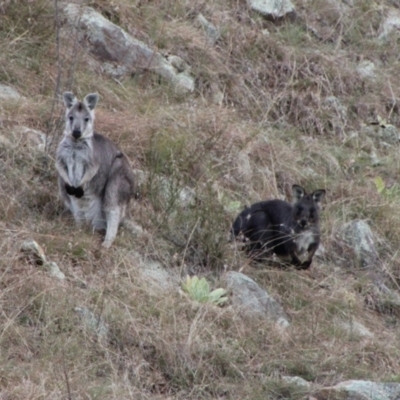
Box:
[231,185,325,269]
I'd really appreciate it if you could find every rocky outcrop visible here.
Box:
[335,318,374,339]
[315,380,400,400]
[223,271,290,327]
[61,3,194,93]
[0,125,48,152]
[247,0,295,19]
[337,220,379,269]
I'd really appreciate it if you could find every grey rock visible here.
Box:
[323,96,347,121]
[378,9,400,41]
[20,240,65,280]
[337,220,379,269]
[75,307,109,341]
[0,125,49,151]
[235,151,253,182]
[316,380,400,400]
[336,318,374,339]
[282,376,311,389]
[0,84,21,101]
[0,134,12,148]
[357,60,376,80]
[327,0,354,8]
[61,3,194,93]
[196,13,220,44]
[140,257,179,291]
[223,271,290,327]
[46,262,66,281]
[323,96,347,134]
[125,250,178,292]
[362,125,400,146]
[379,125,400,144]
[247,0,295,19]
[13,126,49,152]
[210,82,224,105]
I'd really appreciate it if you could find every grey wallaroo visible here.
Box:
[231,185,326,269]
[56,92,135,248]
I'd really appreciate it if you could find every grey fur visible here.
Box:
[56,92,135,248]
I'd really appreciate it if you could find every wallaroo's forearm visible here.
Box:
[78,166,99,187]
[56,162,72,185]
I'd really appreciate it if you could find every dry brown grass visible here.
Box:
[2,0,400,398]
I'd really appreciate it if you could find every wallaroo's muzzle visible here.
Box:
[72,129,82,139]
[300,219,307,228]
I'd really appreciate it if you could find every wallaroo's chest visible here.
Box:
[57,137,94,163]
[293,229,319,260]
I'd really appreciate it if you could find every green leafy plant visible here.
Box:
[182,275,228,306]
[374,176,400,199]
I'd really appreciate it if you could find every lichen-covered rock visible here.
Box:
[247,0,295,19]
[75,307,109,342]
[61,3,194,93]
[196,13,220,44]
[361,124,400,147]
[315,380,400,400]
[282,376,311,389]
[337,220,379,269]
[378,9,400,41]
[335,318,374,339]
[20,240,65,280]
[0,84,21,101]
[356,60,376,80]
[223,271,290,327]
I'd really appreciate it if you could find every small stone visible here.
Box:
[282,376,311,389]
[196,13,220,44]
[357,60,376,80]
[21,240,65,280]
[21,240,47,265]
[75,307,109,341]
[0,84,21,101]
[247,0,296,19]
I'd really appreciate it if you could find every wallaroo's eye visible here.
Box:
[69,116,73,121]
[84,117,89,122]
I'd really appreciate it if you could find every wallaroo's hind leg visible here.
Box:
[102,206,123,248]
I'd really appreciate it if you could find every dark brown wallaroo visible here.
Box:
[231,185,326,269]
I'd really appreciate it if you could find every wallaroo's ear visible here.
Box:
[312,189,326,204]
[63,92,77,109]
[292,185,305,203]
[84,93,99,111]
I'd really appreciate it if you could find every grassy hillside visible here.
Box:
[1,0,400,398]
